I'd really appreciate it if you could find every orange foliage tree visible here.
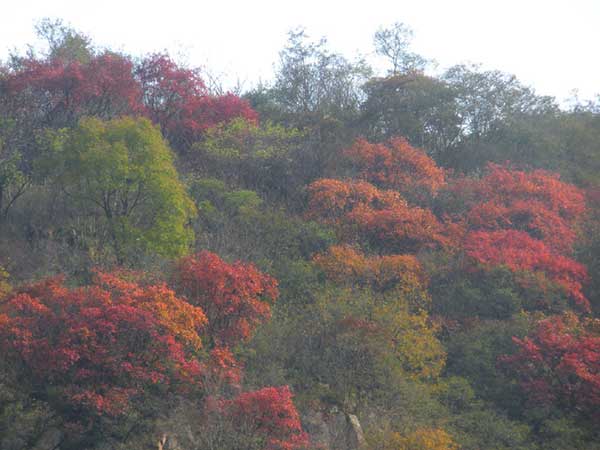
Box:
[307,179,446,252]
[464,230,590,312]
[455,163,586,253]
[313,245,426,294]
[343,137,446,196]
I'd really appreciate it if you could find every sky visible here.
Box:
[1,0,599,103]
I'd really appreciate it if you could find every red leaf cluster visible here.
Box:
[501,313,600,423]
[136,54,257,146]
[457,163,586,253]
[3,52,258,148]
[0,258,308,446]
[173,251,278,346]
[452,163,590,311]
[222,386,309,450]
[0,274,206,417]
[5,53,143,120]
[465,230,590,311]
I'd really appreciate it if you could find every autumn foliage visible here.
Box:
[451,163,590,312]
[173,251,279,346]
[4,53,142,123]
[307,178,446,252]
[344,137,446,195]
[456,163,587,253]
[501,313,600,424]
[1,21,599,450]
[222,386,309,450]
[371,427,459,450]
[0,273,206,418]
[313,245,426,293]
[0,255,306,447]
[465,230,590,311]
[136,54,258,147]
[2,51,257,150]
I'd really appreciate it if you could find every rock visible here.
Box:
[302,408,368,450]
[347,414,368,449]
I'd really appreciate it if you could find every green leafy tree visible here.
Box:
[0,125,28,220]
[45,116,196,262]
[373,22,428,75]
[191,118,305,202]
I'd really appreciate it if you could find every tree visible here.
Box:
[370,427,459,450]
[264,29,372,181]
[360,73,461,155]
[172,250,279,347]
[46,116,196,262]
[343,137,446,197]
[440,64,558,170]
[3,52,142,129]
[191,117,305,202]
[445,163,590,313]
[0,272,207,448]
[0,45,143,222]
[501,313,600,427]
[219,386,309,450]
[454,163,587,253]
[321,285,445,387]
[0,132,28,220]
[273,29,370,120]
[373,22,428,75]
[464,230,589,312]
[307,178,447,252]
[34,18,94,64]
[135,54,257,150]
[313,245,426,298]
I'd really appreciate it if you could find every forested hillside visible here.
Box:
[0,20,599,450]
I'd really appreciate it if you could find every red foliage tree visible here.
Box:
[343,137,446,196]
[173,251,279,346]
[3,52,257,152]
[0,273,206,421]
[454,163,587,253]
[501,313,600,424]
[464,230,590,312]
[0,262,308,447]
[222,386,309,450]
[4,53,143,125]
[448,164,591,313]
[135,54,258,149]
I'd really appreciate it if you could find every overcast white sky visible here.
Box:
[1,0,599,103]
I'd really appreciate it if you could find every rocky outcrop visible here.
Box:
[302,408,368,450]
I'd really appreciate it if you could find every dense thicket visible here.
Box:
[0,19,598,449]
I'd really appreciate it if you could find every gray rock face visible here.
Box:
[302,408,368,450]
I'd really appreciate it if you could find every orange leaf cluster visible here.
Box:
[458,163,587,253]
[344,137,446,195]
[313,245,426,292]
[307,179,446,252]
